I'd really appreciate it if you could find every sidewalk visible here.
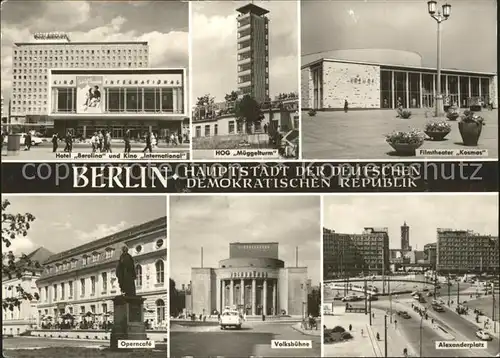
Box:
[291,322,321,336]
[440,295,500,338]
[368,308,418,358]
[323,313,378,357]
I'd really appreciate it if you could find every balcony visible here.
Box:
[238,57,251,65]
[238,34,251,43]
[237,81,252,88]
[237,46,251,55]
[238,69,251,76]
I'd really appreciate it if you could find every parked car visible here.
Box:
[476,330,493,341]
[219,310,242,330]
[3,133,43,146]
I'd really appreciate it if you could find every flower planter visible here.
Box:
[458,121,483,146]
[387,141,423,156]
[446,113,459,121]
[424,130,450,141]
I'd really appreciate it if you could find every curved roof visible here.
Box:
[303,48,423,68]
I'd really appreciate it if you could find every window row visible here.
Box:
[14,48,148,56]
[42,261,165,302]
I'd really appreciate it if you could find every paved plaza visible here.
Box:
[2,337,167,358]
[170,321,321,357]
[302,109,498,159]
[1,141,190,160]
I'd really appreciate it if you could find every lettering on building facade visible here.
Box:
[230,271,269,278]
[34,32,70,41]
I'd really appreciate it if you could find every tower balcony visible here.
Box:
[238,57,251,65]
[237,80,252,88]
[237,46,252,55]
[238,34,251,43]
[238,23,251,32]
[238,69,251,76]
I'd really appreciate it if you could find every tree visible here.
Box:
[234,95,264,133]
[196,94,215,107]
[170,278,185,317]
[2,199,39,311]
[224,91,239,103]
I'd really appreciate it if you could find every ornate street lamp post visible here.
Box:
[427,1,452,117]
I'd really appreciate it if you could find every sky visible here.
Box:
[0,0,189,102]
[323,194,499,250]
[191,1,299,102]
[170,196,321,286]
[1,196,167,256]
[301,0,497,73]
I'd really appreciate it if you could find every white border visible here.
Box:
[188,0,194,160]
[320,194,324,358]
[166,194,171,358]
[297,0,303,160]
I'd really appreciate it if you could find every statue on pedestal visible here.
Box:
[116,246,137,296]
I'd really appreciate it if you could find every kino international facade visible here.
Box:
[190,243,308,317]
[301,50,497,110]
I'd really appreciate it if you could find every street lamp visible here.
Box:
[419,308,427,357]
[427,1,452,117]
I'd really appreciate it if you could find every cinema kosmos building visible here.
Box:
[35,217,168,328]
[190,243,308,317]
[301,49,498,110]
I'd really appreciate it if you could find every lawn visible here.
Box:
[3,347,167,358]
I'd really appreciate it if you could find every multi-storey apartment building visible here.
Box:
[436,229,499,274]
[11,35,149,127]
[323,227,390,278]
[2,247,53,336]
[236,3,270,103]
[35,217,167,329]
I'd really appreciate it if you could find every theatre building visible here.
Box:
[35,217,168,329]
[48,68,186,139]
[190,243,309,317]
[301,49,498,110]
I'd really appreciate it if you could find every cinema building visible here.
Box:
[190,242,309,317]
[48,68,187,139]
[301,49,498,110]
[35,217,168,329]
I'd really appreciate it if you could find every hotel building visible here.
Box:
[237,3,270,103]
[10,33,188,137]
[436,229,499,274]
[48,68,186,138]
[323,227,390,278]
[301,49,498,110]
[35,217,167,329]
[2,247,53,336]
[190,242,309,317]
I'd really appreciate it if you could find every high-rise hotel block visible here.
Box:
[236,3,270,103]
[436,229,499,274]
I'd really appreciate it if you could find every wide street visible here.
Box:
[170,321,321,357]
[1,141,190,160]
[302,109,498,159]
[340,294,499,357]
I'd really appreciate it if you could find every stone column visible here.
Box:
[251,279,256,315]
[263,280,268,316]
[391,71,395,109]
[240,279,244,306]
[405,71,409,108]
[172,88,177,113]
[216,278,221,313]
[273,280,277,315]
[229,280,234,308]
[419,72,423,108]
[221,280,226,311]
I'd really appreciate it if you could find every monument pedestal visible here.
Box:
[110,295,147,350]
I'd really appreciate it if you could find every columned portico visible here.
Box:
[220,277,279,315]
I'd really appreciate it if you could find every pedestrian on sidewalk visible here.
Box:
[361,328,364,336]
[349,324,352,331]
